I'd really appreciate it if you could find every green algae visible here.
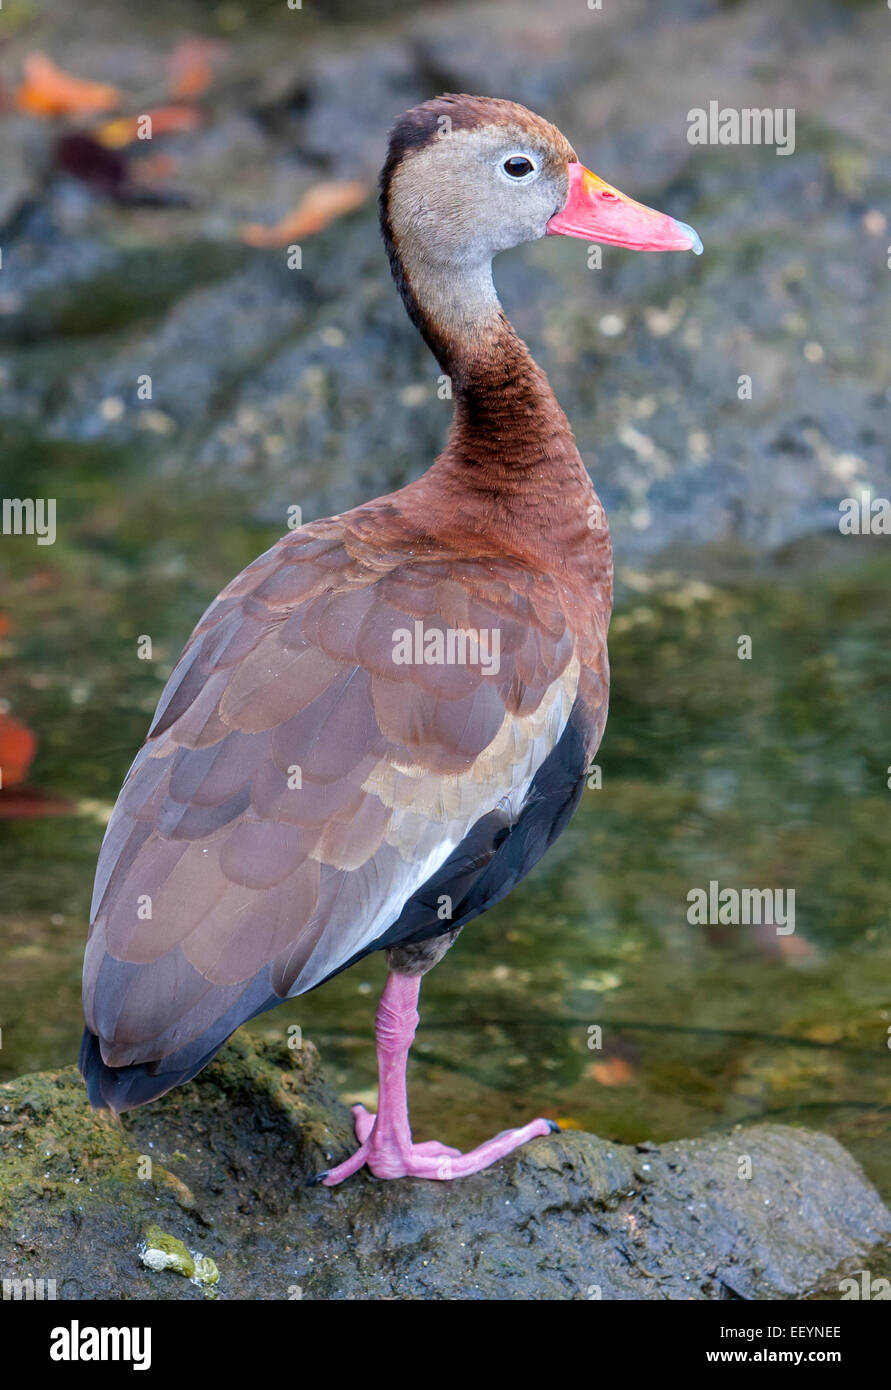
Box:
[140,1226,195,1279]
[192,1254,220,1287]
[0,1062,202,1235]
[138,1226,219,1288]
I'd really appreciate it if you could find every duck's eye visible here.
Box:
[503,155,535,178]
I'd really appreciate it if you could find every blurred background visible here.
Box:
[1,0,890,1222]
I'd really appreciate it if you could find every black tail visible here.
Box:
[78,1028,222,1115]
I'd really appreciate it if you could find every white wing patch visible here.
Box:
[287,652,579,993]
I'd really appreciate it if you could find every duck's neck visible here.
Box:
[396,248,585,481]
[439,309,578,485]
[389,247,601,579]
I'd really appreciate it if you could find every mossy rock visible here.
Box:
[1,1033,888,1299]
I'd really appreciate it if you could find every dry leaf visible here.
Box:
[586,1057,635,1087]
[167,38,222,100]
[0,711,38,787]
[96,106,202,149]
[240,181,368,248]
[751,922,816,961]
[17,53,120,118]
[131,153,179,183]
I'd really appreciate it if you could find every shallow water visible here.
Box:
[1,464,889,1208]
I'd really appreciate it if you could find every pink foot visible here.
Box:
[349,1102,461,1155]
[318,1103,557,1185]
[310,971,559,1187]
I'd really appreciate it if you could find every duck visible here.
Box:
[79,94,702,1184]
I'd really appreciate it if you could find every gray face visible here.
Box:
[389,124,572,273]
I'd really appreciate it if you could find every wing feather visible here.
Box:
[84,519,599,1070]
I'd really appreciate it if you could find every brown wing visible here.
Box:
[83,518,602,1074]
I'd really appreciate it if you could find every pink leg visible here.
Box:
[317,971,558,1186]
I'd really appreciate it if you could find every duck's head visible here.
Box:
[381,94,701,360]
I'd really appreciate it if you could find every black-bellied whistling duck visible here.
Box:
[80,95,701,1183]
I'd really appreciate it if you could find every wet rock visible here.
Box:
[139,1225,196,1279]
[1,1034,888,1300]
[0,118,49,231]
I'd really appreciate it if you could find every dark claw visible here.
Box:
[545,1119,561,1134]
[307,1170,330,1187]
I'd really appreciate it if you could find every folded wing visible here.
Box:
[83,519,598,1089]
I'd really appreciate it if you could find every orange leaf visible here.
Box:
[132,153,178,182]
[17,53,120,118]
[167,39,222,100]
[95,106,202,149]
[750,921,817,961]
[0,712,38,787]
[240,181,368,248]
[586,1057,635,1087]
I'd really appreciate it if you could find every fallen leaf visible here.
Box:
[240,181,368,248]
[24,570,58,592]
[0,711,38,787]
[131,153,179,183]
[167,38,223,99]
[17,53,120,117]
[751,922,817,961]
[95,106,202,149]
[586,1057,636,1087]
